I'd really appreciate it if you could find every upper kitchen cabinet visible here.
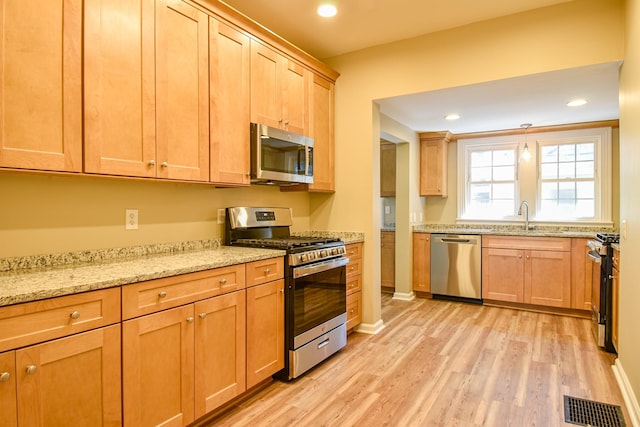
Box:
[308,75,335,192]
[0,0,82,172]
[84,0,210,181]
[250,40,310,136]
[380,142,396,197]
[209,19,251,186]
[419,131,450,197]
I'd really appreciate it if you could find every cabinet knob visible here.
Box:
[69,311,81,320]
[349,309,355,314]
[518,255,522,259]
[426,237,430,241]
[219,278,227,285]
[0,372,10,382]
[526,255,530,259]
[161,162,168,168]
[186,317,194,323]
[158,291,167,298]
[280,288,285,293]
[278,118,283,123]
[25,365,37,375]
[284,120,289,125]
[199,313,207,320]
[264,268,271,274]
[148,160,156,166]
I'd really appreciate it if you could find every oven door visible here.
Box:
[290,257,348,348]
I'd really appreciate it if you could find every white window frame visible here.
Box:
[457,127,612,226]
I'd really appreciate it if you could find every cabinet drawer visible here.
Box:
[482,235,570,252]
[0,288,120,352]
[345,243,362,260]
[381,232,395,245]
[346,292,361,330]
[346,257,362,279]
[346,275,362,295]
[122,265,245,319]
[245,257,284,287]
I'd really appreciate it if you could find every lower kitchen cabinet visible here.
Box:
[246,279,285,389]
[482,236,571,308]
[346,243,363,331]
[123,304,195,427]
[194,291,246,417]
[381,231,395,290]
[1,325,122,427]
[570,238,593,310]
[412,233,431,293]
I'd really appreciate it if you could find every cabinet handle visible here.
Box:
[199,313,207,320]
[518,255,522,259]
[69,311,80,320]
[161,162,168,168]
[349,251,355,255]
[280,288,285,293]
[25,365,37,375]
[426,237,430,241]
[0,372,10,382]
[349,309,355,314]
[219,278,227,285]
[264,268,270,274]
[284,120,289,125]
[186,317,194,323]
[278,118,283,123]
[158,291,167,298]
[526,255,530,259]
[349,283,355,288]
[148,160,156,166]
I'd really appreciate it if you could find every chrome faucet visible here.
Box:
[518,201,530,231]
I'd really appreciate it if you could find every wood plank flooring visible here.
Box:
[204,293,628,426]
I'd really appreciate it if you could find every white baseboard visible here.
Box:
[392,291,415,301]
[354,319,385,335]
[613,358,640,427]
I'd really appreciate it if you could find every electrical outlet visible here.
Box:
[217,209,225,224]
[126,209,139,230]
[384,206,391,214]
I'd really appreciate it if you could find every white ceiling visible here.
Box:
[221,0,620,134]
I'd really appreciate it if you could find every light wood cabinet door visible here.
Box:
[308,74,335,192]
[282,59,309,135]
[412,233,431,293]
[15,325,121,427]
[346,292,362,331]
[209,19,251,186]
[482,247,524,302]
[84,0,156,177]
[381,231,395,289]
[0,351,17,427]
[155,0,209,181]
[524,250,571,308]
[246,279,284,388]
[123,305,195,427]
[419,132,450,197]
[194,290,246,417]
[0,0,82,172]
[571,238,593,310]
[380,143,396,197]
[250,40,309,135]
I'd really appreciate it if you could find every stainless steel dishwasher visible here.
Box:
[430,234,482,302]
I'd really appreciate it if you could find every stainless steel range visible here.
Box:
[225,207,348,380]
[587,232,619,353]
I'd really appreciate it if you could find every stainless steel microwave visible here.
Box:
[250,123,314,185]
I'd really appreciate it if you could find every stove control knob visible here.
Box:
[300,254,307,262]
[331,248,338,255]
[320,250,328,258]
[308,252,315,260]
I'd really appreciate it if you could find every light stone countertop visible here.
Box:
[0,246,285,308]
[412,223,608,239]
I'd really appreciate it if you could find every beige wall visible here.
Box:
[619,0,640,411]
[323,0,625,332]
[1,171,311,258]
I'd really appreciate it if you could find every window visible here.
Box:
[457,127,612,225]
[466,145,518,219]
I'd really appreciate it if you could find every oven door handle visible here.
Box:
[293,257,349,279]
[586,250,602,264]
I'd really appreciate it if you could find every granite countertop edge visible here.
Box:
[0,246,286,308]
[411,224,611,239]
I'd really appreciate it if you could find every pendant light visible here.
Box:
[521,123,532,161]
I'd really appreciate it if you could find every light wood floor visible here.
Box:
[205,293,628,426]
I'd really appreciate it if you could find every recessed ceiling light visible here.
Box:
[317,4,337,17]
[567,99,588,107]
[444,114,460,121]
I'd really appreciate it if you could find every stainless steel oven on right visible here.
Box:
[586,232,619,353]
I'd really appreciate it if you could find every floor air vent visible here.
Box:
[564,395,626,427]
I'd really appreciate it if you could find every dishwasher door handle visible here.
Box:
[440,238,473,244]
